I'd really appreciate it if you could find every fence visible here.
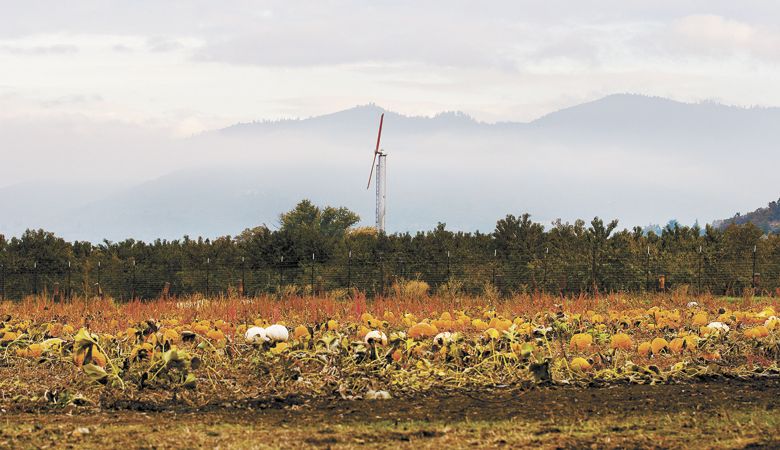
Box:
[1,245,778,300]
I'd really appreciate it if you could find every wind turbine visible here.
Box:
[366,113,386,233]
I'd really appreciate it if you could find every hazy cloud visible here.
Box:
[668,14,780,59]
[146,36,185,53]
[111,43,134,53]
[40,94,104,107]
[0,43,78,55]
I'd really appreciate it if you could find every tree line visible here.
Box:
[0,200,778,299]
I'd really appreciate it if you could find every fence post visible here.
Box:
[491,249,496,286]
[240,256,246,297]
[96,260,102,298]
[32,261,38,296]
[347,250,352,292]
[0,264,4,301]
[278,256,283,293]
[697,246,702,295]
[205,257,210,297]
[590,245,598,294]
[752,245,758,291]
[446,251,451,280]
[131,258,136,300]
[379,256,384,297]
[168,262,175,298]
[542,247,548,293]
[645,246,650,292]
[311,253,315,296]
[67,260,72,300]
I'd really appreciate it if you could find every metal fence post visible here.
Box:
[32,261,38,296]
[310,253,315,296]
[752,245,758,290]
[697,246,702,294]
[241,256,246,297]
[542,247,548,293]
[492,249,496,286]
[347,250,352,291]
[168,262,176,299]
[131,258,137,299]
[278,256,284,293]
[96,260,102,298]
[379,256,384,297]
[205,257,210,297]
[645,246,650,292]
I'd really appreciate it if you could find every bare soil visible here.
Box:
[2,378,779,449]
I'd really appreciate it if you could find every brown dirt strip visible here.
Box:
[1,378,779,449]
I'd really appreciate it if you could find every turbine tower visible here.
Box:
[366,113,386,233]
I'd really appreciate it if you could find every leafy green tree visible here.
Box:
[2,199,780,299]
[585,217,619,291]
[493,214,545,291]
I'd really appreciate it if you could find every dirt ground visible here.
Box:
[2,378,779,449]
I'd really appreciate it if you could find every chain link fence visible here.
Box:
[1,245,778,300]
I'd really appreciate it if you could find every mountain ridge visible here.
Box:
[3,93,780,242]
[220,94,780,133]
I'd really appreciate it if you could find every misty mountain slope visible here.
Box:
[0,181,129,237]
[57,168,306,241]
[530,94,780,153]
[2,94,780,242]
[220,104,498,137]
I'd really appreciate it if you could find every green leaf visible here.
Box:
[74,328,96,349]
[162,349,179,365]
[82,364,108,385]
[183,373,197,389]
[519,342,535,358]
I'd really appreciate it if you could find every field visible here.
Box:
[1,292,779,449]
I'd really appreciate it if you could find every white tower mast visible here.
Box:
[376,151,386,232]
[367,113,387,233]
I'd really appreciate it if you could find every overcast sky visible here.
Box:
[2,1,780,137]
[2,1,780,237]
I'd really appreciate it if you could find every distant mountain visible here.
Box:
[0,181,129,239]
[220,104,495,136]
[715,198,780,233]
[3,94,780,242]
[531,94,780,156]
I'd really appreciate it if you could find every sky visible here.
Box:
[2,1,780,138]
[1,1,780,238]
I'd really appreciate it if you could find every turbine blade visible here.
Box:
[374,113,384,153]
[367,113,384,189]
[366,152,378,189]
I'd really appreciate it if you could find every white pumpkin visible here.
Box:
[706,321,730,333]
[433,332,453,346]
[264,324,289,343]
[364,330,388,346]
[245,326,268,343]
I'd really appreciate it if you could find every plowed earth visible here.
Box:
[2,378,779,449]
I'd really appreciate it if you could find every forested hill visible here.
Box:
[716,198,780,233]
